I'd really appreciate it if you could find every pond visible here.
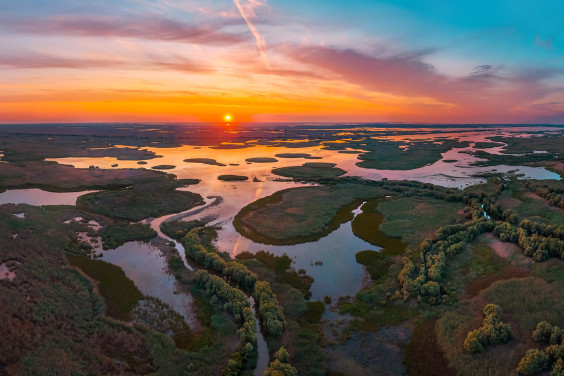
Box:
[100,241,197,328]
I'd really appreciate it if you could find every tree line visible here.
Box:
[517,321,564,375]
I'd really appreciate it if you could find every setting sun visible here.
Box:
[223,114,232,122]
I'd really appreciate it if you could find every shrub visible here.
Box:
[463,304,513,353]
[517,349,550,375]
[264,347,298,376]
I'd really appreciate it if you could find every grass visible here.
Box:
[355,251,392,282]
[404,320,456,376]
[217,174,249,181]
[77,183,204,221]
[67,255,144,321]
[99,222,157,249]
[161,219,206,240]
[351,198,408,255]
[184,158,226,166]
[376,196,465,248]
[151,164,176,170]
[245,157,278,163]
[236,250,313,295]
[474,141,505,148]
[301,302,325,323]
[274,153,320,159]
[233,184,391,245]
[271,162,346,179]
[459,237,530,297]
[436,272,564,376]
[357,139,470,170]
[498,180,564,225]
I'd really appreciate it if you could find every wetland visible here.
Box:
[1,123,564,376]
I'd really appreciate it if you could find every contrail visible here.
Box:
[233,0,271,69]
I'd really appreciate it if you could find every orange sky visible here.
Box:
[1,0,563,124]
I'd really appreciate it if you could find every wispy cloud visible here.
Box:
[0,14,248,46]
[0,51,212,73]
[286,44,564,121]
[233,0,271,69]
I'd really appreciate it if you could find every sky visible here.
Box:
[1,0,563,124]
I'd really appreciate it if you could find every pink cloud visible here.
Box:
[1,14,248,46]
[286,44,564,122]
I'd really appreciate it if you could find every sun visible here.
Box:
[223,114,232,122]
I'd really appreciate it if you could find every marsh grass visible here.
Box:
[355,250,392,282]
[77,184,203,221]
[376,196,465,248]
[67,255,144,321]
[437,274,564,376]
[233,184,391,245]
[357,139,470,170]
[271,163,346,178]
[99,222,157,249]
[351,198,407,255]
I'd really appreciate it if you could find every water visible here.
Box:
[215,210,378,301]
[250,296,270,376]
[44,127,561,300]
[0,188,97,206]
[101,241,197,327]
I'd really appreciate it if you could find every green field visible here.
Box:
[99,222,157,249]
[357,139,470,170]
[77,183,203,221]
[375,196,466,248]
[233,184,391,245]
[68,255,144,320]
[271,162,346,179]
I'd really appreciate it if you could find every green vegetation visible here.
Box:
[530,181,564,209]
[183,228,228,271]
[99,222,157,249]
[376,196,465,248]
[404,320,456,376]
[272,162,346,178]
[246,157,278,163]
[218,174,249,181]
[516,321,564,375]
[275,153,320,159]
[194,270,258,375]
[77,182,203,221]
[237,251,313,297]
[151,164,176,170]
[184,158,226,166]
[474,141,505,148]
[231,248,326,375]
[68,255,144,321]
[463,304,513,353]
[161,219,207,239]
[132,296,192,348]
[255,280,286,337]
[234,184,391,245]
[0,204,230,375]
[264,347,298,376]
[355,251,392,282]
[0,160,180,192]
[357,139,470,170]
[351,198,408,254]
[498,180,564,226]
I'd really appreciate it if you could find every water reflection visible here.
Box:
[101,241,196,328]
[0,188,97,206]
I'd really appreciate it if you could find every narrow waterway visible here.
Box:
[250,296,270,376]
[149,201,270,376]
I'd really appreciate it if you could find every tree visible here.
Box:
[517,349,550,375]
[264,347,298,376]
